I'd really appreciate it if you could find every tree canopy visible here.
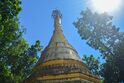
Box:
[82,55,102,77]
[73,8,124,82]
[0,0,42,83]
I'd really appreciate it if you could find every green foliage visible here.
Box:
[113,39,124,81]
[0,0,42,83]
[82,55,101,76]
[73,8,123,58]
[74,8,124,82]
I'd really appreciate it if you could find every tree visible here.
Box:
[73,8,124,82]
[113,38,124,81]
[73,8,123,58]
[82,55,102,77]
[0,0,42,83]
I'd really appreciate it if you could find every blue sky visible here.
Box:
[20,0,124,59]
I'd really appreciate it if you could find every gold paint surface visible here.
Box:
[37,73,100,83]
[33,60,86,71]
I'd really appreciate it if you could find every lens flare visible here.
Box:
[91,0,121,13]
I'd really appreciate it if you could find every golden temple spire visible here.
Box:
[48,9,68,46]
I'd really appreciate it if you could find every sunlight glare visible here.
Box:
[91,0,121,13]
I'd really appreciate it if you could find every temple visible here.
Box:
[24,9,100,83]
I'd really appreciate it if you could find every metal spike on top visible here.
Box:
[52,9,62,19]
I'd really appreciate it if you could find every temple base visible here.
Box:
[38,80,93,83]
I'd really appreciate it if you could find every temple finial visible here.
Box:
[52,9,62,30]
